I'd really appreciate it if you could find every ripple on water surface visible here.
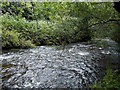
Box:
[1,43,119,88]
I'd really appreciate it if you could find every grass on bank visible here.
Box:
[89,69,120,89]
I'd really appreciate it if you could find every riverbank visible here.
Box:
[1,14,120,50]
[1,15,92,50]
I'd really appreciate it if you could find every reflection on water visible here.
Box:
[0,41,120,88]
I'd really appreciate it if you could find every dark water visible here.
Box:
[0,40,120,88]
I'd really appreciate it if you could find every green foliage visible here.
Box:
[1,2,120,49]
[1,14,91,48]
[2,2,36,20]
[1,2,120,89]
[2,29,34,49]
[110,22,120,44]
[89,69,120,89]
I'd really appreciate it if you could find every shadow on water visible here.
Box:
[0,39,120,89]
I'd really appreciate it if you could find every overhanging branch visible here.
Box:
[75,18,120,35]
[86,18,120,29]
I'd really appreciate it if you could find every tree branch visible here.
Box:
[74,18,120,36]
[86,18,120,29]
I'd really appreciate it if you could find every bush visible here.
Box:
[2,29,34,49]
[1,14,91,49]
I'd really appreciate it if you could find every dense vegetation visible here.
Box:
[1,2,120,49]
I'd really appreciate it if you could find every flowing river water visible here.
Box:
[0,39,120,88]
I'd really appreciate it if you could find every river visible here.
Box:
[0,39,120,88]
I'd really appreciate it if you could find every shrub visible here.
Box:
[1,14,91,49]
[2,29,34,49]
